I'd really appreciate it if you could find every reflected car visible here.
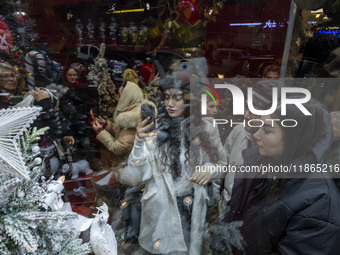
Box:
[241,56,277,77]
[216,48,250,69]
[209,48,250,76]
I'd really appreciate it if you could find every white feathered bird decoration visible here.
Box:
[90,202,117,255]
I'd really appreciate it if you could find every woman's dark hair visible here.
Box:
[262,64,280,78]
[268,97,326,196]
[156,76,220,179]
[190,94,220,164]
[156,85,191,179]
[271,97,325,163]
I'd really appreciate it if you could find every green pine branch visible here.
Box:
[3,216,38,253]
[16,211,76,222]
[0,178,23,205]
[19,127,49,163]
[0,124,91,254]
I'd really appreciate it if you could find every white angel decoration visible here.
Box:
[90,203,117,255]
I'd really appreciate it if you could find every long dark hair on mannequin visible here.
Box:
[156,80,220,180]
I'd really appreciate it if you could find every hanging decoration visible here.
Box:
[75,18,84,45]
[17,17,39,47]
[86,19,95,43]
[129,22,139,44]
[174,0,201,26]
[139,63,156,84]
[24,50,46,91]
[67,9,74,20]
[99,18,106,43]
[5,12,39,48]
[0,17,14,54]
[120,26,129,45]
[108,17,118,45]
[138,25,148,45]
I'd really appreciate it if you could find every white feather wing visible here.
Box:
[90,220,117,255]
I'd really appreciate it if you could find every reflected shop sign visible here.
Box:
[316,27,340,38]
[229,20,286,28]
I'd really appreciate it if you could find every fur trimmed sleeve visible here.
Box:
[119,135,155,186]
[202,118,228,179]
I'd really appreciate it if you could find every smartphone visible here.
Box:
[141,104,155,132]
[90,110,96,121]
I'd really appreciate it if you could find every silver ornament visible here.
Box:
[34,157,42,165]
[17,190,25,198]
[32,145,40,153]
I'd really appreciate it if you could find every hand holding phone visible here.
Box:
[141,104,155,133]
[95,116,108,127]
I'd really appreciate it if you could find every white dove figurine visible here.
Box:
[90,202,117,255]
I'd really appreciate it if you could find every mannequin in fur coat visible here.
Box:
[119,74,227,254]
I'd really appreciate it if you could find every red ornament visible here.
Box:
[175,0,200,26]
[0,18,14,54]
[139,63,156,83]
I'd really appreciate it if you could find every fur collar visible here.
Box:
[115,105,140,128]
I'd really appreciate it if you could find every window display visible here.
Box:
[1,1,340,254]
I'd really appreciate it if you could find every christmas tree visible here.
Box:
[0,107,92,255]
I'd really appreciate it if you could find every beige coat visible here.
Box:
[96,81,155,170]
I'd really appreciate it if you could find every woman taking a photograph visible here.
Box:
[119,73,226,255]
[212,97,340,254]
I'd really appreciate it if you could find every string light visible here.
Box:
[67,10,73,20]
[154,240,161,249]
[120,201,128,209]
[184,196,193,206]
[106,8,144,14]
